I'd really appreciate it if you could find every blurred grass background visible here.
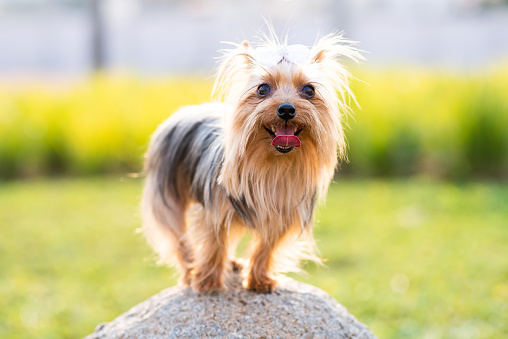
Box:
[1,67,507,180]
[0,177,506,338]
[1,68,508,339]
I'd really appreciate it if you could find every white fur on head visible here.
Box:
[252,44,311,67]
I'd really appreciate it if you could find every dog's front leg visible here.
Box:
[243,231,283,293]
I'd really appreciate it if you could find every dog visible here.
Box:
[142,32,361,293]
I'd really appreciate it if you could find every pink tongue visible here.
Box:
[271,125,301,148]
[272,135,301,147]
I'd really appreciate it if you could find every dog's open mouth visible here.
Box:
[264,124,303,154]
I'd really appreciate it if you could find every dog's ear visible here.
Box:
[308,34,364,161]
[212,41,256,102]
[310,33,363,65]
[308,34,363,103]
[241,40,251,49]
[312,49,327,64]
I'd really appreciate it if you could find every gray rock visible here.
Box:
[86,276,377,339]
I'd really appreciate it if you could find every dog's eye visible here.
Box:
[257,84,271,97]
[301,85,315,99]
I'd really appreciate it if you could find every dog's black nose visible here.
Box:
[277,103,296,121]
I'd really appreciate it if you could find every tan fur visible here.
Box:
[142,33,362,293]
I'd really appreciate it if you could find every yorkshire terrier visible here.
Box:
[142,33,361,293]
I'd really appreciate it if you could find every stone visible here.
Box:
[86,275,377,339]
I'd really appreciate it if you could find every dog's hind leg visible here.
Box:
[141,175,194,286]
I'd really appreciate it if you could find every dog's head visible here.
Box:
[215,33,362,207]
[214,33,361,164]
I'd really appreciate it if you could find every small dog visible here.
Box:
[142,33,361,293]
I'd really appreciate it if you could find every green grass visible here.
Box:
[1,177,507,338]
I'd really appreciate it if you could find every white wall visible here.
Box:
[0,0,507,76]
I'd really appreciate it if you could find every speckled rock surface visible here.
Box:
[86,276,377,339]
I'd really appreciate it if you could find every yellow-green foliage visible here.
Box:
[0,68,507,179]
[0,76,212,177]
[347,66,508,178]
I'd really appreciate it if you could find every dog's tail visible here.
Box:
[141,114,194,282]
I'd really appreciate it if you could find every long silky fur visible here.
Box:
[142,33,362,290]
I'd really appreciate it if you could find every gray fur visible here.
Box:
[146,104,226,212]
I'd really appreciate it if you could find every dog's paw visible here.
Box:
[230,258,244,273]
[179,268,193,287]
[190,267,224,293]
[243,276,277,293]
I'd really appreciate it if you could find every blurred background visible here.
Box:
[0,0,507,338]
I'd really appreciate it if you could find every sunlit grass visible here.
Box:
[1,177,507,338]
